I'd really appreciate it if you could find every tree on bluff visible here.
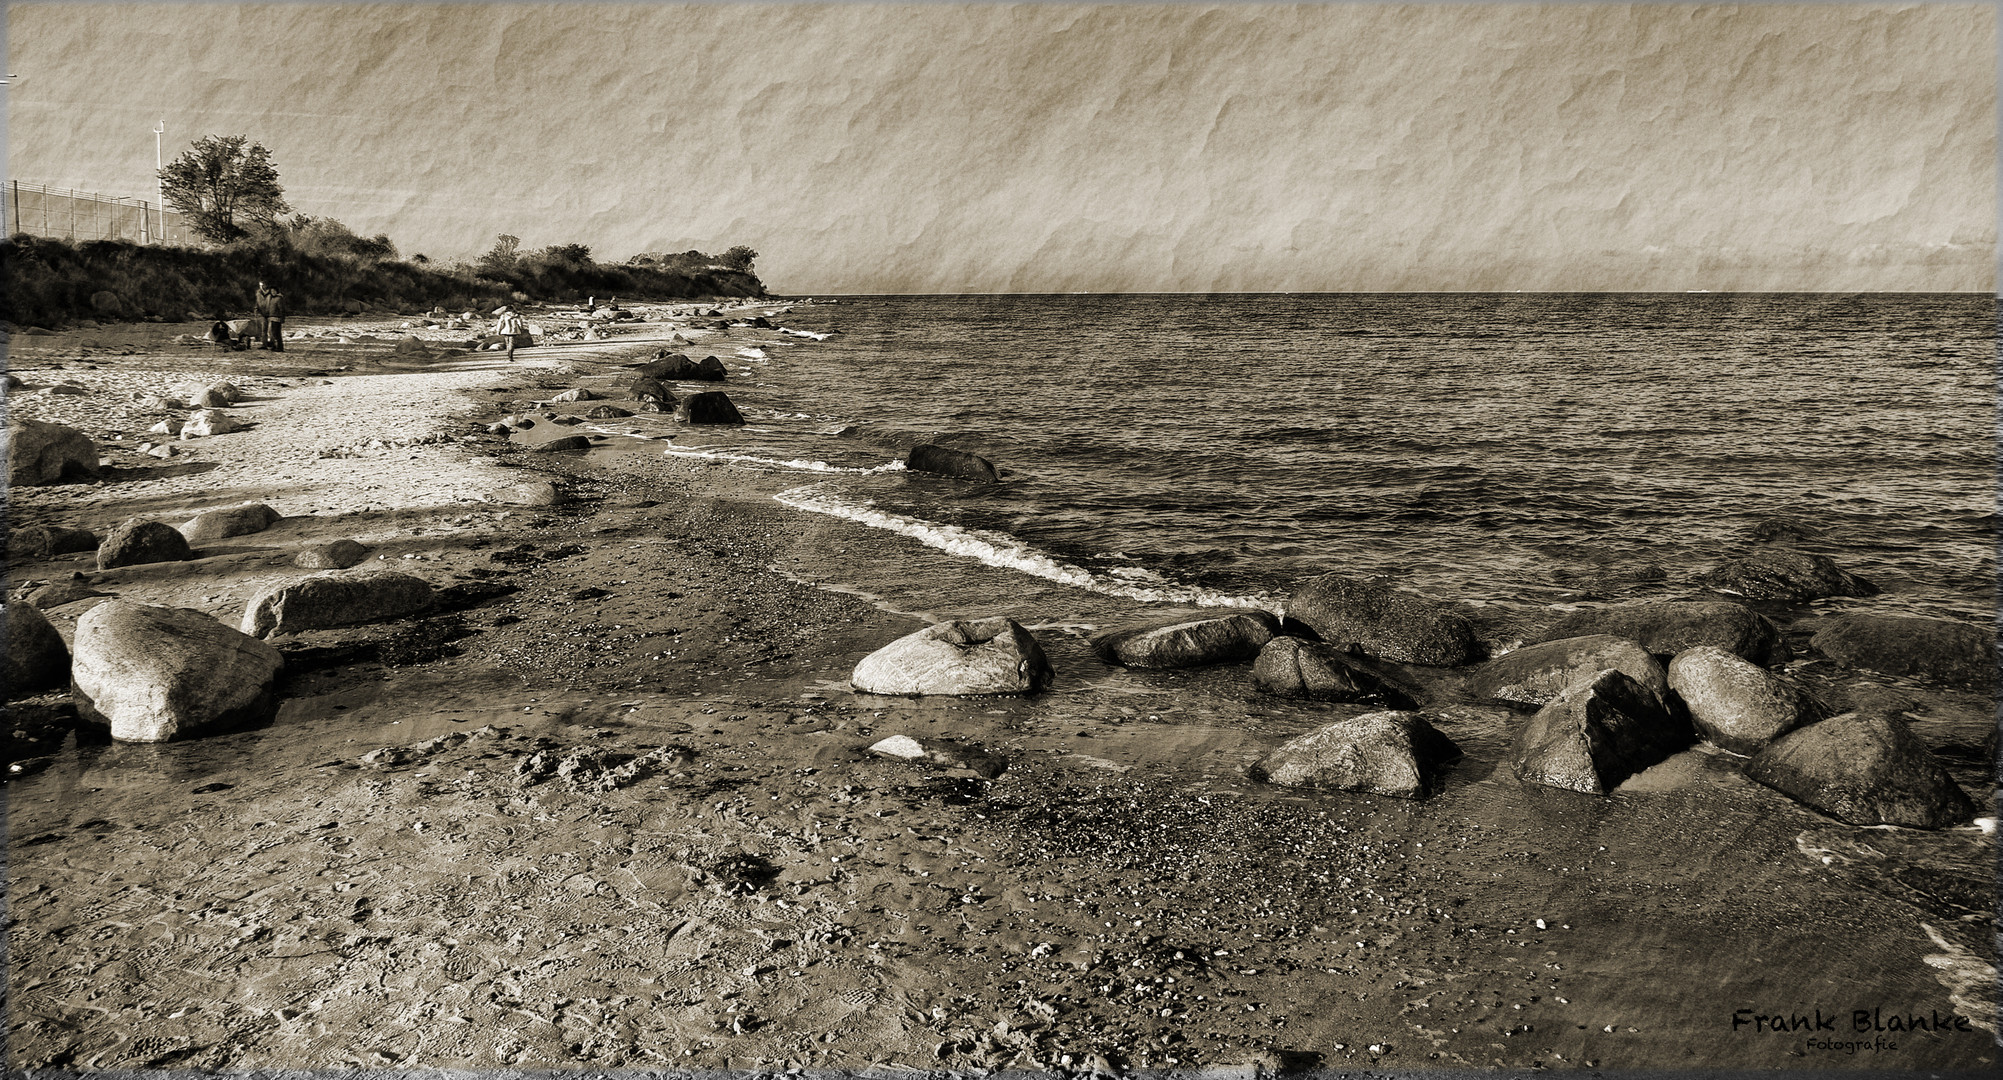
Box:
[159,134,292,244]
[719,245,757,273]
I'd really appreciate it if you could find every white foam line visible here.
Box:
[773,484,1280,612]
[662,445,905,475]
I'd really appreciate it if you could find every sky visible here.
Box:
[5,2,1996,293]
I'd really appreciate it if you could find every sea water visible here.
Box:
[658,293,1996,632]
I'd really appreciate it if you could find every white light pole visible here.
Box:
[152,120,166,242]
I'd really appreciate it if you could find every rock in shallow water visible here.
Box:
[1250,636,1383,701]
[867,735,1009,777]
[1666,645,1818,754]
[1252,711,1462,799]
[852,617,1052,695]
[1511,668,1695,794]
[906,443,1000,483]
[1467,634,1667,709]
[1746,713,1977,828]
[1285,574,1480,666]
[1696,549,1878,601]
[1808,614,1994,691]
[677,390,744,425]
[1091,610,1280,669]
[1531,600,1788,666]
[240,571,435,638]
[71,601,284,741]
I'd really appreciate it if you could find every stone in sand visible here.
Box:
[1467,635,1667,709]
[866,735,1009,778]
[1746,713,1977,828]
[47,384,86,396]
[8,524,101,560]
[71,601,284,741]
[23,581,110,609]
[1286,574,1481,667]
[1666,645,1819,754]
[181,409,244,437]
[1252,711,1462,799]
[1250,636,1384,701]
[677,391,745,425]
[629,377,676,404]
[98,519,195,569]
[584,404,632,419]
[240,570,436,638]
[906,443,1000,483]
[1090,610,1281,669]
[533,435,595,452]
[485,481,564,506]
[295,538,372,569]
[1808,613,1994,690]
[551,387,597,402]
[1531,600,1788,666]
[6,418,102,486]
[179,504,281,542]
[852,616,1052,696]
[139,395,187,411]
[6,602,72,696]
[1695,550,1878,602]
[1511,668,1695,794]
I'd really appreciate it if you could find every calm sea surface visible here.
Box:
[655,293,1995,630]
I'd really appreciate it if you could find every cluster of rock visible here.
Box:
[4,495,440,742]
[842,548,1985,829]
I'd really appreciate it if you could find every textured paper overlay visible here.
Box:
[7,3,1994,293]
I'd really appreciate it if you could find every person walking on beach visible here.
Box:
[254,281,286,352]
[492,306,526,362]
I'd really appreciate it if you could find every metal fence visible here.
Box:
[3,181,188,244]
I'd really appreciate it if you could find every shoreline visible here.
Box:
[6,307,1998,1072]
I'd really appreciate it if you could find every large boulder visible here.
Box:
[240,571,436,638]
[1511,669,1695,794]
[189,381,242,408]
[6,419,102,486]
[1251,711,1463,799]
[633,354,700,380]
[677,391,745,425]
[851,617,1052,696]
[178,504,281,542]
[1746,713,1977,828]
[1091,610,1281,669]
[694,355,728,380]
[1467,635,1667,709]
[1666,645,1818,754]
[70,601,284,742]
[907,444,1000,483]
[551,387,597,402]
[1695,550,1878,601]
[1285,574,1480,666]
[98,519,195,569]
[1808,614,1994,690]
[1530,601,1788,666]
[6,602,72,697]
[485,481,564,506]
[1250,637,1384,701]
[8,524,101,560]
[294,538,372,569]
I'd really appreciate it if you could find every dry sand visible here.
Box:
[5,309,1997,1074]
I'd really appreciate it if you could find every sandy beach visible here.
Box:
[5,306,1996,1075]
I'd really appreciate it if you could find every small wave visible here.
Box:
[773,485,1279,611]
[664,446,904,474]
[737,347,768,360]
[780,328,833,341]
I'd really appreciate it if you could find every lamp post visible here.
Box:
[153,119,166,243]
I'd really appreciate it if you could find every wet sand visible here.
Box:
[4,309,1996,1074]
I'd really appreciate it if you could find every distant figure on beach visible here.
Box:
[207,320,246,350]
[254,281,286,352]
[491,306,526,362]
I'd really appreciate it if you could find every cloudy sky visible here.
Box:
[7,2,1995,293]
